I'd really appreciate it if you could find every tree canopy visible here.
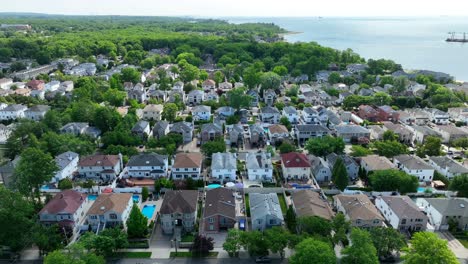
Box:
[289,238,336,264]
[305,136,345,157]
[403,232,458,264]
[369,169,418,194]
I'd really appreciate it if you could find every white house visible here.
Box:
[423,108,450,125]
[211,152,237,183]
[246,152,273,182]
[428,156,468,179]
[192,105,211,121]
[142,104,163,121]
[393,154,435,182]
[78,154,123,182]
[260,106,281,124]
[0,104,27,120]
[282,106,298,124]
[24,105,50,121]
[172,153,203,180]
[0,124,13,144]
[250,193,284,231]
[86,193,133,231]
[127,153,168,178]
[53,151,79,183]
[45,81,60,92]
[0,78,13,89]
[416,198,468,231]
[281,152,311,181]
[300,107,319,124]
[375,196,428,231]
[202,79,216,91]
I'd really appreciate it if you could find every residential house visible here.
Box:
[246,152,273,182]
[376,105,399,122]
[358,105,379,122]
[86,193,133,231]
[203,188,236,233]
[202,79,216,91]
[334,194,384,228]
[376,196,428,231]
[148,89,167,102]
[317,108,342,129]
[152,120,170,139]
[260,106,281,124]
[26,79,45,90]
[142,104,163,121]
[192,105,211,121]
[215,106,236,120]
[282,106,298,124]
[0,124,13,144]
[127,84,147,103]
[360,155,395,173]
[24,105,50,121]
[219,81,233,91]
[228,124,244,147]
[60,81,74,92]
[205,91,219,102]
[39,190,89,233]
[131,120,152,138]
[428,156,468,179]
[172,81,184,91]
[300,107,319,124]
[127,153,168,179]
[170,122,193,143]
[368,125,386,140]
[250,193,284,231]
[308,155,332,183]
[160,190,198,234]
[407,125,442,144]
[0,78,13,89]
[53,151,79,183]
[167,90,185,103]
[211,152,237,183]
[267,124,289,145]
[249,124,266,147]
[327,153,360,180]
[201,123,223,144]
[78,154,122,182]
[382,122,414,144]
[416,198,468,231]
[335,125,370,143]
[448,107,468,123]
[60,122,101,139]
[291,190,334,220]
[187,90,204,106]
[281,152,311,181]
[44,81,60,92]
[393,154,435,182]
[0,104,27,120]
[172,153,203,180]
[403,109,431,125]
[263,89,276,106]
[424,108,450,125]
[246,89,259,106]
[294,124,330,145]
[432,125,468,143]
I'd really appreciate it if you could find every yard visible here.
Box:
[452,231,468,248]
[181,233,195,243]
[277,193,287,215]
[113,252,152,258]
[170,252,218,258]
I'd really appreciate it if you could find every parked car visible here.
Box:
[255,256,271,263]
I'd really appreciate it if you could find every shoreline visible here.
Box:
[279,31,303,37]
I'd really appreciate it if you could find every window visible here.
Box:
[401,219,407,225]
[90,215,97,220]
[209,217,214,223]
[110,214,117,219]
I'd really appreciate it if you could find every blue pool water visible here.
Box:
[88,194,97,201]
[207,184,222,189]
[141,205,156,219]
[132,195,140,203]
[40,185,50,190]
[417,187,433,193]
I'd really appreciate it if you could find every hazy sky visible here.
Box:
[2,0,468,17]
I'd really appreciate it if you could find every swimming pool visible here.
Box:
[88,194,97,201]
[141,205,156,219]
[207,184,222,189]
[417,187,433,193]
[133,195,140,203]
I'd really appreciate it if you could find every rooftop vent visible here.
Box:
[461,204,465,208]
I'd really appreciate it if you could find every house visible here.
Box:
[0,104,27,120]
[318,108,342,129]
[148,89,167,102]
[205,91,219,102]
[53,151,79,183]
[260,106,281,124]
[334,194,384,228]
[60,122,101,139]
[39,190,89,233]
[416,198,468,231]
[327,153,359,180]
[44,81,60,92]
[308,155,332,183]
[211,152,237,183]
[0,78,13,89]
[228,124,244,147]
[281,152,311,181]
[407,125,442,144]
[219,81,233,91]
[282,106,298,124]
[300,107,319,124]
[167,90,185,103]
[203,188,236,233]
[152,120,170,139]
[59,81,74,92]
[127,153,168,179]
[368,125,386,140]
[393,154,434,182]
[294,124,330,146]
[215,106,236,119]
[291,190,334,220]
[423,108,450,125]
[24,105,50,121]
[170,122,193,143]
[263,89,276,106]
[187,90,204,105]
[192,105,211,121]
[0,124,13,144]
[172,81,184,91]
[142,104,163,121]
[335,125,370,143]
[127,87,147,103]
[358,105,379,122]
[86,193,133,231]
[202,79,216,91]
[201,123,223,144]
[172,153,203,180]
[160,190,198,234]
[432,125,468,143]
[131,120,152,138]
[26,79,45,90]
[246,152,273,182]
[404,109,431,125]
[375,196,428,231]
[268,124,289,145]
[376,105,399,122]
[78,154,122,182]
[428,156,468,179]
[246,90,259,106]
[382,122,414,144]
[250,193,284,231]
[249,124,266,147]
[447,107,468,123]
[360,155,395,173]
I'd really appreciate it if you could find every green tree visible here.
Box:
[279,116,292,131]
[273,65,288,76]
[227,88,252,111]
[383,130,399,141]
[240,231,269,257]
[289,238,336,264]
[191,235,214,256]
[213,71,225,84]
[328,72,341,84]
[452,137,468,149]
[264,227,289,259]
[120,67,141,84]
[341,228,379,264]
[279,142,296,154]
[369,169,418,194]
[32,224,64,255]
[201,139,226,157]
[297,216,332,237]
[373,92,393,106]
[44,244,105,264]
[416,136,442,157]
[449,174,468,197]
[332,157,349,191]
[180,62,200,82]
[403,232,458,264]
[350,145,372,157]
[260,71,281,90]
[126,205,149,239]
[141,187,149,201]
[369,227,406,260]
[373,140,407,158]
[285,205,297,233]
[162,103,178,122]
[305,136,345,157]
[223,229,242,257]
[58,178,73,190]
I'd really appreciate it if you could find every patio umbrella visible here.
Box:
[102,187,113,193]
[235,183,244,188]
[226,182,235,187]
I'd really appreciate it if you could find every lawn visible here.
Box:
[452,232,468,248]
[170,252,218,258]
[181,233,195,243]
[277,193,287,215]
[245,194,250,217]
[114,252,152,258]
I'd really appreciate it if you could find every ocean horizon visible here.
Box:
[228,16,468,81]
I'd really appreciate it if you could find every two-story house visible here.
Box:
[0,104,27,120]
[335,125,370,143]
[160,190,198,234]
[424,108,450,125]
[334,194,384,228]
[211,152,237,183]
[250,193,284,231]
[308,155,332,183]
[202,188,236,233]
[187,90,205,106]
[416,197,468,231]
[142,104,163,121]
[60,122,102,139]
[260,106,281,124]
[375,196,428,231]
[246,90,259,107]
[360,155,395,173]
[282,106,298,124]
[192,105,211,121]
[263,89,276,106]
[300,107,319,124]
[294,124,330,146]
[127,153,168,179]
[281,152,311,182]
[249,124,266,147]
[170,122,193,143]
[267,124,289,145]
[428,156,468,179]
[393,154,435,182]
[131,120,152,138]
[291,190,334,220]
[78,154,122,182]
[327,153,359,180]
[152,120,170,139]
[201,123,223,144]
[172,153,203,180]
[86,193,133,231]
[53,151,79,183]
[228,124,244,148]
[246,152,273,182]
[24,105,50,121]
[202,79,216,91]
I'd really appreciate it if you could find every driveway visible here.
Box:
[437,231,468,260]
[150,222,174,258]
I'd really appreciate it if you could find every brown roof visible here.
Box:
[334,194,384,221]
[281,152,311,168]
[160,190,198,214]
[268,124,288,134]
[87,193,132,215]
[79,155,120,167]
[172,153,203,168]
[291,190,334,220]
[203,188,236,219]
[361,155,395,171]
[203,79,216,86]
[379,196,427,220]
[26,79,44,90]
[39,190,86,215]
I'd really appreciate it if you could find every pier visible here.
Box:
[446,32,467,43]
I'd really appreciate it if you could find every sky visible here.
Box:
[2,0,468,17]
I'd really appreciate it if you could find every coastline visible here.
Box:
[279,31,302,37]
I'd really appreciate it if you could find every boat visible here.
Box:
[446,32,468,43]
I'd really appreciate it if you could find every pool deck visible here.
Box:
[141,199,162,222]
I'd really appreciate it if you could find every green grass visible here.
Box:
[245,194,250,217]
[127,241,149,249]
[277,193,287,215]
[170,252,218,258]
[452,232,468,248]
[114,252,152,258]
[181,234,195,243]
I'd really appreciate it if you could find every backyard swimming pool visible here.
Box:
[132,195,140,203]
[88,194,97,201]
[417,187,433,193]
[141,205,156,219]
[207,184,222,189]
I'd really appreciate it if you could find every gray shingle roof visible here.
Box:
[55,151,79,170]
[203,188,236,219]
[380,196,427,220]
[211,152,236,170]
[192,105,211,112]
[261,106,280,114]
[202,123,222,133]
[283,106,297,114]
[336,125,369,134]
[429,156,468,174]
[246,152,272,170]
[132,120,150,133]
[394,154,434,170]
[295,124,330,133]
[423,198,468,217]
[127,153,167,167]
[250,193,284,222]
[170,122,192,133]
[160,190,198,214]
[25,105,50,112]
